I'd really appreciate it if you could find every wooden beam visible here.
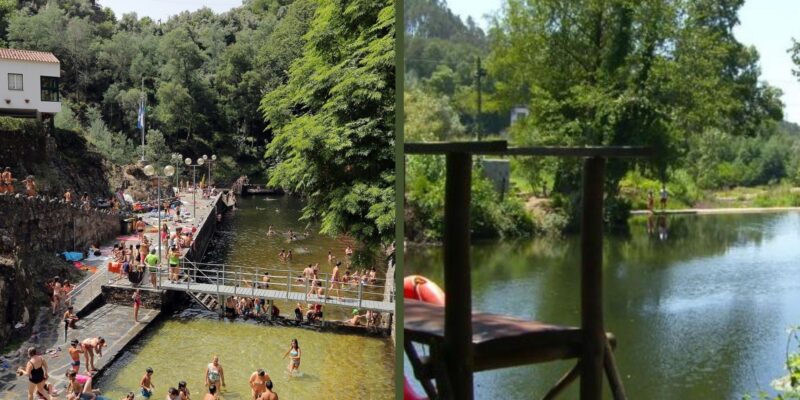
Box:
[580,156,606,400]
[442,152,474,400]
[405,140,507,154]
[504,146,653,158]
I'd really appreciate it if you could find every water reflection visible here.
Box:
[406,212,800,399]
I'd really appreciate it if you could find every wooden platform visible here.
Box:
[405,299,615,372]
[158,280,395,312]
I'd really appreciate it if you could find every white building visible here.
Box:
[0,48,60,119]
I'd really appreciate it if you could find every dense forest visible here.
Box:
[405,0,800,241]
[0,0,395,245]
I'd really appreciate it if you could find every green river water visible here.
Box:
[98,196,395,399]
[406,212,800,399]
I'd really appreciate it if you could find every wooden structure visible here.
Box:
[404,140,652,400]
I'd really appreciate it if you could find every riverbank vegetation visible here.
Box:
[0,0,394,246]
[405,0,800,241]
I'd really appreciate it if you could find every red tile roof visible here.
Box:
[0,48,59,64]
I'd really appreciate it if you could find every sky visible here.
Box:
[447,0,800,124]
[101,0,242,22]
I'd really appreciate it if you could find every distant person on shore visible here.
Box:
[22,175,36,197]
[205,356,225,390]
[647,190,654,212]
[135,217,146,241]
[267,226,274,236]
[145,249,159,288]
[286,250,292,261]
[64,189,73,204]
[168,246,181,283]
[80,337,105,373]
[282,339,301,375]
[51,277,63,315]
[1,167,13,193]
[327,251,334,263]
[17,347,49,400]
[63,306,79,341]
[660,185,668,210]
[259,380,278,400]
[132,289,142,322]
[68,339,83,373]
[249,369,271,400]
[140,367,155,399]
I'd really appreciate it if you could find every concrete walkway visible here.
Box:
[0,304,158,398]
[630,206,800,216]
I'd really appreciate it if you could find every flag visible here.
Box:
[137,97,145,130]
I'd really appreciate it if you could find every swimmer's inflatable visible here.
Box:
[403,275,445,400]
[403,275,445,306]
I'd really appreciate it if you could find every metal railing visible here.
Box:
[63,264,109,312]
[152,260,394,310]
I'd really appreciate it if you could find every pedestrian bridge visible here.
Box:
[152,261,395,313]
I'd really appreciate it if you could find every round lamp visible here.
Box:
[143,164,155,177]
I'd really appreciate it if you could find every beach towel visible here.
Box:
[62,252,83,261]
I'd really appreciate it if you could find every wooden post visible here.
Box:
[580,156,606,400]
[442,152,473,400]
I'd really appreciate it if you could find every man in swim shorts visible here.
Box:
[68,339,83,373]
[140,367,155,398]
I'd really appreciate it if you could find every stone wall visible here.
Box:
[101,285,187,311]
[0,193,123,252]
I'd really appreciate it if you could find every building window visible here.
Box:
[8,73,22,91]
[41,76,59,102]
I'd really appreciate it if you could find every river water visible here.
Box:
[98,195,395,399]
[405,212,800,399]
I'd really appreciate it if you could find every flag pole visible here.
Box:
[140,77,145,164]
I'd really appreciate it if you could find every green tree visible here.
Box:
[260,0,395,245]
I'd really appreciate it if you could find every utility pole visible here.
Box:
[475,57,487,141]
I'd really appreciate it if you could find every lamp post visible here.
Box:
[184,157,205,221]
[203,154,217,188]
[144,164,175,288]
[171,154,183,193]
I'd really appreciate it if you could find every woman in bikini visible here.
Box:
[80,337,106,373]
[204,356,225,390]
[132,289,142,322]
[17,347,49,400]
[51,278,63,315]
[282,339,301,375]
